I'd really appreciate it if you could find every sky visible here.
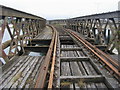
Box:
[0,0,120,20]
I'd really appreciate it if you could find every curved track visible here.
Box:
[49,26,120,89]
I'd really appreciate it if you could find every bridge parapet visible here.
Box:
[0,5,46,63]
[49,11,120,54]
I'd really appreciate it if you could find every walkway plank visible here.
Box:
[0,56,44,89]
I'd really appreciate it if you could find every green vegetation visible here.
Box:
[77,79,85,87]
[12,72,22,82]
[61,81,71,86]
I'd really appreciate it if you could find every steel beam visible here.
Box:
[0,5,46,20]
[49,11,120,23]
[71,11,120,20]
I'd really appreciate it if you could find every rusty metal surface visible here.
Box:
[0,6,46,64]
[48,26,58,88]
[49,11,119,54]
[1,5,120,89]
[34,25,57,88]
[53,27,120,89]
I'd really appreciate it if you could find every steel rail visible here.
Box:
[95,47,119,69]
[48,26,58,88]
[80,33,120,70]
[34,25,57,88]
[71,32,119,69]
[66,29,120,78]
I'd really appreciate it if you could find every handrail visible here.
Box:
[0,5,46,64]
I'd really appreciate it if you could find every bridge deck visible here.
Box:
[54,26,120,89]
[1,56,45,88]
[1,26,120,89]
[0,26,53,88]
[35,26,53,40]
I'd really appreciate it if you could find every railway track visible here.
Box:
[34,25,59,88]
[0,25,57,89]
[1,6,120,89]
[1,26,120,89]
[66,29,120,79]
[47,26,120,89]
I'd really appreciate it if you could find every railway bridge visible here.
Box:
[0,5,120,89]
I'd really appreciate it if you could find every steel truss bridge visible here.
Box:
[0,5,120,89]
